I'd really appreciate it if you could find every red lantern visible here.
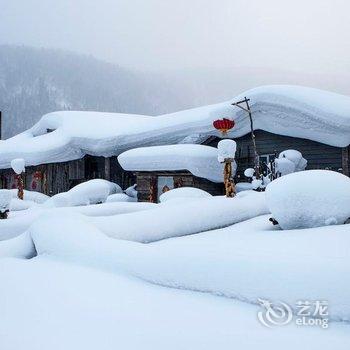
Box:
[213,118,235,134]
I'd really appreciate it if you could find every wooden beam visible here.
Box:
[342,146,350,176]
[104,157,111,181]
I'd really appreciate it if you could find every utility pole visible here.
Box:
[231,97,260,179]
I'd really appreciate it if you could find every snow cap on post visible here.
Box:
[217,139,236,163]
[11,158,25,175]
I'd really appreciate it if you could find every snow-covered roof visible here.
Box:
[118,145,224,183]
[1,85,350,169]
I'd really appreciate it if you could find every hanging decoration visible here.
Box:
[213,118,235,135]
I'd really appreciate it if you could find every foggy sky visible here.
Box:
[1,0,349,75]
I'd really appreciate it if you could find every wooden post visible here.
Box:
[17,174,24,200]
[104,157,111,181]
[342,146,350,177]
[224,160,235,197]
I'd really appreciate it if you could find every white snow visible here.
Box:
[266,170,350,229]
[1,85,350,169]
[9,189,49,204]
[244,167,255,178]
[106,193,137,202]
[44,179,122,207]
[0,190,12,213]
[159,187,212,203]
[275,149,307,176]
[118,144,225,183]
[90,191,268,242]
[217,139,236,162]
[10,158,25,174]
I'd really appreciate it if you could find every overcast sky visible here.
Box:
[1,0,349,75]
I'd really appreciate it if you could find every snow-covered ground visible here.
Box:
[1,171,350,349]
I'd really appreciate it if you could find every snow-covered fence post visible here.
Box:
[11,159,25,200]
[218,140,237,197]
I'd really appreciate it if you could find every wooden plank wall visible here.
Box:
[205,130,345,179]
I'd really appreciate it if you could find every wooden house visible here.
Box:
[0,85,349,201]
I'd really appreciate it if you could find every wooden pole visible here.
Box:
[231,97,260,178]
[17,174,24,200]
[224,160,235,197]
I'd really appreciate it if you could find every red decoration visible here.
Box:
[213,118,235,134]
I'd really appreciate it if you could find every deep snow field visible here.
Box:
[1,174,350,350]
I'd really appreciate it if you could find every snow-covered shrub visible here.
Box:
[10,158,25,174]
[159,187,212,203]
[275,149,307,176]
[217,139,236,163]
[46,179,123,207]
[244,168,255,178]
[266,170,350,229]
[106,193,137,203]
[124,184,138,198]
[9,189,49,204]
[0,190,12,214]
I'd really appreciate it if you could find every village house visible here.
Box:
[0,86,349,202]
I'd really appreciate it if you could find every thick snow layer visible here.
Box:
[275,149,307,176]
[0,201,155,241]
[266,170,350,229]
[118,144,225,183]
[9,189,49,204]
[9,210,350,322]
[0,85,349,169]
[217,139,236,162]
[0,190,12,213]
[106,193,137,203]
[2,258,349,350]
[44,179,122,207]
[90,191,268,242]
[10,158,25,174]
[159,187,212,203]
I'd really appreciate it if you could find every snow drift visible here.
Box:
[266,170,350,229]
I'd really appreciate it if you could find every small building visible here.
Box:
[118,144,226,201]
[0,85,349,200]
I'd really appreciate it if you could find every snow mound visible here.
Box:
[0,190,12,213]
[106,193,137,203]
[91,191,268,242]
[159,187,212,203]
[45,179,122,207]
[275,149,307,176]
[9,189,49,203]
[266,170,350,229]
[118,144,225,183]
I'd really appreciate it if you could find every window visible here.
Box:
[259,154,276,176]
[157,176,174,201]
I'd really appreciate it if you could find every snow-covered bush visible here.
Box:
[106,193,137,203]
[217,139,236,163]
[159,187,212,204]
[275,149,307,176]
[46,179,123,207]
[266,170,350,229]
[124,184,138,198]
[9,189,49,204]
[0,190,12,214]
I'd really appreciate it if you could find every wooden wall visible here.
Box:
[205,130,347,179]
[0,155,136,195]
[135,171,224,202]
